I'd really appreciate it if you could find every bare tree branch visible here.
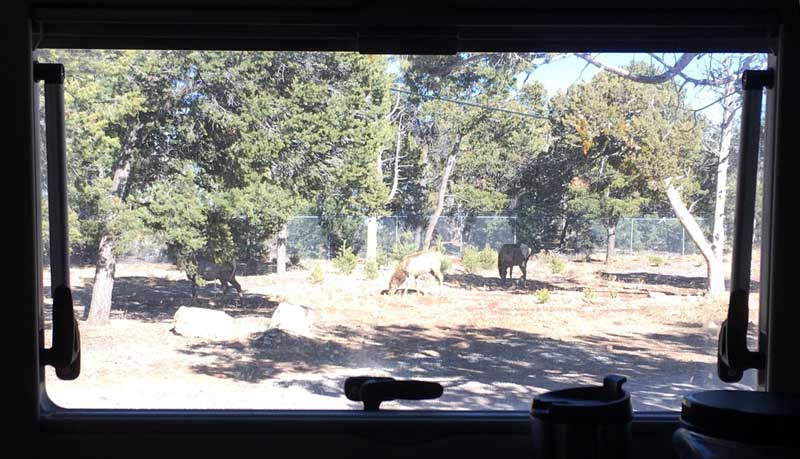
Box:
[386,114,404,202]
[575,52,700,84]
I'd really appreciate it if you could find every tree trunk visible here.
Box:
[85,124,138,326]
[423,151,458,250]
[711,94,737,264]
[666,180,725,295]
[276,223,288,274]
[368,122,403,261]
[558,217,569,249]
[366,216,378,260]
[386,121,403,203]
[86,234,116,326]
[605,223,616,265]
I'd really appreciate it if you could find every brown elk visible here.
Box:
[188,258,243,299]
[387,251,444,295]
[498,243,532,282]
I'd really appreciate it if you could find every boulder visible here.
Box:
[269,302,314,337]
[172,306,236,340]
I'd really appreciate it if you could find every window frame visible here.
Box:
[10,2,799,457]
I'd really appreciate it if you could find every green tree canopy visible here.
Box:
[547,64,704,260]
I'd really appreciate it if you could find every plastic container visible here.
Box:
[530,374,632,459]
[674,390,800,458]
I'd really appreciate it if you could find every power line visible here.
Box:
[390,87,548,120]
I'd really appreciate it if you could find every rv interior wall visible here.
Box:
[6,1,798,458]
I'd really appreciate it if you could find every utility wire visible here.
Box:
[390,87,549,120]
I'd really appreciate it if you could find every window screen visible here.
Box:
[39,50,766,410]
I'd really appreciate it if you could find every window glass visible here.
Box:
[40,51,766,410]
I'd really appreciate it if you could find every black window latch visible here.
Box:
[344,376,444,411]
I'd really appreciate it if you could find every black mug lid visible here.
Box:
[531,375,632,423]
[680,390,800,447]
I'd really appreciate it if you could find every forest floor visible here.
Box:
[43,252,759,411]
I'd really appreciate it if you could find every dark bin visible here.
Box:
[674,390,800,459]
[530,375,632,459]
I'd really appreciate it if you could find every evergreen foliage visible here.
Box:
[333,240,359,274]
[42,49,729,322]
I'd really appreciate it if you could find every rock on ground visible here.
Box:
[172,306,236,340]
[269,302,315,337]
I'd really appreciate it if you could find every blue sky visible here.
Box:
[389,53,762,123]
[526,53,726,120]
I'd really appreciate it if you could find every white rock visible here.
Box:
[269,302,315,337]
[172,306,236,340]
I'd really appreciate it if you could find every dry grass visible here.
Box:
[43,253,759,411]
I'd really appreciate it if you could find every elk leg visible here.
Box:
[398,277,407,296]
[432,269,443,287]
[219,278,230,295]
[229,277,243,297]
[189,274,198,298]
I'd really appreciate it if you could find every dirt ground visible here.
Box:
[43,252,759,411]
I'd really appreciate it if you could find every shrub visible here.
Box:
[390,231,418,261]
[543,253,566,274]
[375,248,389,267]
[461,246,482,274]
[434,236,446,254]
[333,240,358,274]
[289,253,301,267]
[439,255,452,274]
[462,245,497,273]
[478,245,497,270]
[535,288,551,303]
[648,255,666,267]
[364,259,379,280]
[309,263,324,284]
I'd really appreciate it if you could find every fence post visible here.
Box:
[513,216,517,244]
[630,218,635,255]
[276,223,288,274]
[459,215,465,256]
[682,226,686,256]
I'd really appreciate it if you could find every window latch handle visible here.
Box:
[344,376,444,411]
[35,62,81,381]
[42,285,81,380]
[717,69,773,383]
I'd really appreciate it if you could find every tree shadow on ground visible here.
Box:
[180,322,755,411]
[65,276,279,323]
[600,271,707,290]
[444,273,584,295]
[599,271,760,294]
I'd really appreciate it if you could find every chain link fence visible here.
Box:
[118,215,711,262]
[285,215,707,260]
[589,217,709,256]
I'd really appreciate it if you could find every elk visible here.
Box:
[498,243,532,282]
[387,251,444,295]
[187,258,243,299]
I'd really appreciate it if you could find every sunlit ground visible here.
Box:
[44,253,758,411]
